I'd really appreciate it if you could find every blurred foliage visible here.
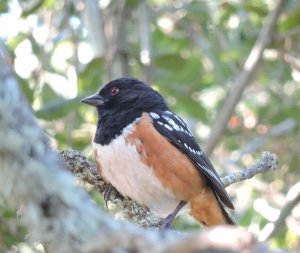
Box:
[0,208,27,252]
[0,0,300,251]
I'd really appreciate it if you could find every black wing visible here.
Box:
[149,111,234,210]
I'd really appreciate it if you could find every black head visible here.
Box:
[81,78,169,145]
[81,77,169,113]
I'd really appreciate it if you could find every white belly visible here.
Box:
[93,125,180,217]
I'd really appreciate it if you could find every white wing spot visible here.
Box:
[184,143,188,149]
[164,124,173,131]
[189,147,196,154]
[163,111,193,136]
[157,121,164,125]
[162,115,180,131]
[150,112,160,119]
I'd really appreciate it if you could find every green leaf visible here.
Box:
[35,97,80,120]
[0,0,8,13]
[44,0,56,8]
[126,0,140,8]
[17,77,34,104]
[41,83,60,104]
[7,34,28,50]
[21,0,45,17]
[243,3,267,16]
[270,105,300,124]
[154,54,186,72]
[278,8,300,32]
[175,96,208,122]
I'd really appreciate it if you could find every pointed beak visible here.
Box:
[81,93,105,107]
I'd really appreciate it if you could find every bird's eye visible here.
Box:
[110,87,119,96]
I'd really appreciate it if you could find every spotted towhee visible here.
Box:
[81,77,235,228]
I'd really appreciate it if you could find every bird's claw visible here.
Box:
[157,200,187,230]
[157,216,174,230]
[103,184,112,209]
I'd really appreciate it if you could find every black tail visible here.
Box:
[215,191,236,225]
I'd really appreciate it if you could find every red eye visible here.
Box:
[111,87,119,96]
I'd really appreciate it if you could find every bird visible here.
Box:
[81,77,235,228]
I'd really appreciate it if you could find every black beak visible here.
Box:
[81,93,105,107]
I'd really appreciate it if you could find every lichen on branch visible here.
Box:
[60,149,279,228]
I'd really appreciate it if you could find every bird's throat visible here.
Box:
[94,109,143,145]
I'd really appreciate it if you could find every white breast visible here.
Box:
[93,123,180,217]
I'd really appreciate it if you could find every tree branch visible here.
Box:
[60,149,161,228]
[204,0,286,156]
[138,1,153,83]
[60,149,279,227]
[260,183,300,241]
[0,40,115,253]
[83,0,105,58]
[221,152,278,187]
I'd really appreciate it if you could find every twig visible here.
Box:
[115,2,130,77]
[82,0,105,57]
[101,0,129,81]
[138,1,153,83]
[260,183,300,241]
[204,0,287,156]
[60,149,279,227]
[221,152,278,187]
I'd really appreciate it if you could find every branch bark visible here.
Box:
[61,149,278,228]
[221,152,278,187]
[204,0,286,156]
[0,41,117,253]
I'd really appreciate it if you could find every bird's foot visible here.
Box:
[103,184,113,209]
[157,215,175,230]
[157,201,187,230]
